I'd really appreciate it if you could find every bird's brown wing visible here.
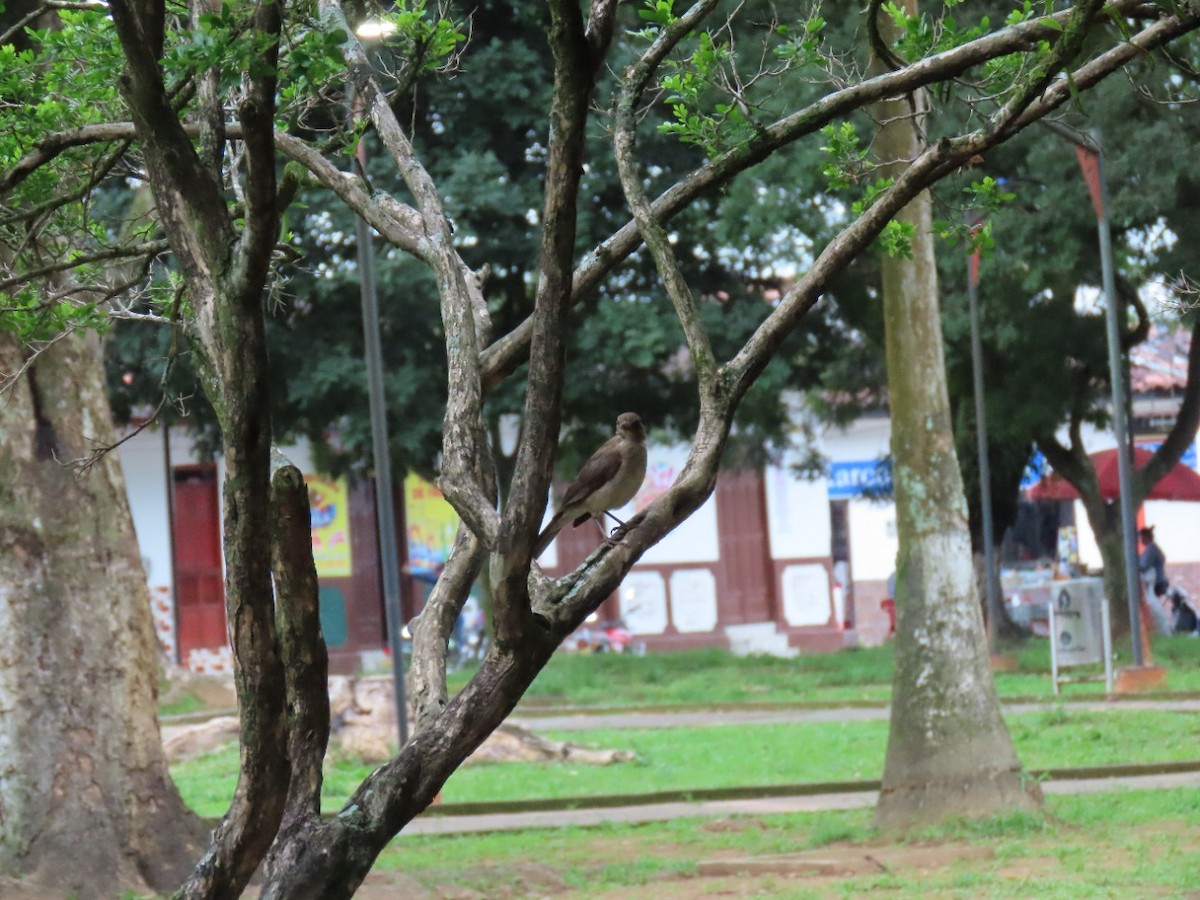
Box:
[559,435,622,510]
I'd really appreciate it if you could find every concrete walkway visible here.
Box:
[406,768,1200,836]
[508,697,1200,732]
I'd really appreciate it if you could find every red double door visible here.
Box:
[173,465,226,661]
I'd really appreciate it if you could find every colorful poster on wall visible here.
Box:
[305,475,353,577]
[405,474,459,580]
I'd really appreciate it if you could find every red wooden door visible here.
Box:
[173,466,226,659]
[715,468,775,624]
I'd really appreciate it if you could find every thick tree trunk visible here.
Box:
[1085,502,1136,635]
[871,27,1041,826]
[0,332,204,897]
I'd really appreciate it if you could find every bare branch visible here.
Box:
[237,0,284,288]
[498,0,605,580]
[409,523,486,731]
[614,0,721,409]
[272,131,434,262]
[0,124,137,197]
[0,241,168,294]
[266,460,331,834]
[585,0,619,60]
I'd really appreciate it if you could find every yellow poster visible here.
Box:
[404,474,459,580]
[305,475,352,577]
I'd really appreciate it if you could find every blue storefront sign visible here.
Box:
[828,459,893,499]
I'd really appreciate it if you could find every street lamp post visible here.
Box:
[350,48,409,744]
[354,203,409,746]
[1076,135,1144,666]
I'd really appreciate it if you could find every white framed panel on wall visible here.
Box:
[780,563,832,627]
[668,569,718,633]
[620,570,669,635]
[764,465,831,559]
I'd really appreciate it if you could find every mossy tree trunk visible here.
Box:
[0,332,205,898]
[872,0,1041,829]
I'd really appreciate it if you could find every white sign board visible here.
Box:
[780,563,832,627]
[1047,578,1112,694]
[669,569,719,633]
[620,571,669,635]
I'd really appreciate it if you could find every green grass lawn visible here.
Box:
[160,635,1200,721]
[167,636,1200,819]
[164,639,1200,895]
[171,706,1200,817]
[372,789,1200,898]
[450,633,1200,708]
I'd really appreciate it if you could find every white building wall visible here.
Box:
[764,465,829,559]
[822,416,896,584]
[617,443,721,634]
[118,427,176,593]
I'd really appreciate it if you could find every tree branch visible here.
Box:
[0,123,137,197]
[498,0,603,582]
[614,0,721,409]
[409,522,486,731]
[477,0,1152,390]
[237,0,284,288]
[0,240,167,294]
[273,132,434,262]
[265,459,330,843]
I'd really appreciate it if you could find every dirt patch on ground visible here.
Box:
[354,862,571,899]
[351,839,1000,899]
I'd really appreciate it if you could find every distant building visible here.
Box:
[118,325,1200,670]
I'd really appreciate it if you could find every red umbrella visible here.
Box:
[1028,447,1200,502]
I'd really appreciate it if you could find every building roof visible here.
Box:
[1131,323,1191,393]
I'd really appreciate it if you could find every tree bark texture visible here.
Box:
[105,0,293,892]
[0,332,204,897]
[871,23,1041,827]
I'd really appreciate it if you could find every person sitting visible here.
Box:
[1167,587,1199,635]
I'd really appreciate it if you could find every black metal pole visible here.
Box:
[354,133,410,746]
[1091,138,1144,665]
[967,236,1000,655]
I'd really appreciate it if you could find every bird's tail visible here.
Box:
[532,512,566,559]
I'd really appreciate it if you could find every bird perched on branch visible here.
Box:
[533,412,648,557]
